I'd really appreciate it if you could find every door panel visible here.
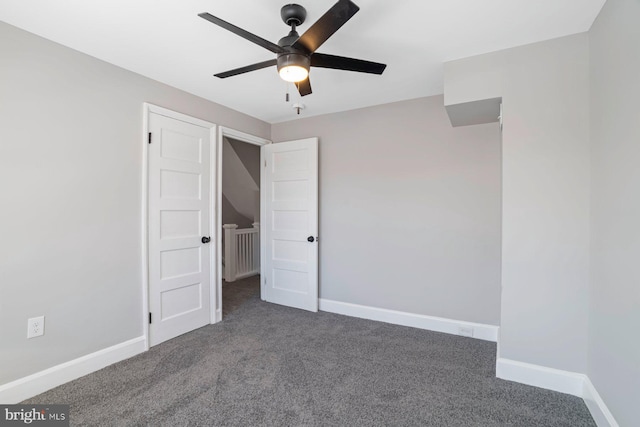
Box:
[148,112,212,346]
[262,138,318,312]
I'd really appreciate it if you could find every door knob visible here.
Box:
[307,236,315,243]
[201,236,211,244]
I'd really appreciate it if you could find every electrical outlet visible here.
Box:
[27,316,45,339]
[458,326,474,338]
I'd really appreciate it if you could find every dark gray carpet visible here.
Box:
[25,290,595,426]
[222,275,261,318]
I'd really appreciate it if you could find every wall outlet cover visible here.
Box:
[458,326,474,338]
[27,316,45,339]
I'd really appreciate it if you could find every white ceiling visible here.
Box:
[1,0,605,123]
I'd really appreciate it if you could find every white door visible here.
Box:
[148,111,213,346]
[262,138,318,312]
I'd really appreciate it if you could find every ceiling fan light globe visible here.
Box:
[279,65,309,82]
[277,53,310,82]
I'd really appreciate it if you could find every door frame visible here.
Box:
[141,103,217,350]
[215,127,271,323]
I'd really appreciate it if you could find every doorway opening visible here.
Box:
[215,128,270,321]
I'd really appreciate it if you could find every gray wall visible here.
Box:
[445,34,591,374]
[227,137,260,187]
[272,96,502,326]
[222,194,253,229]
[500,34,590,373]
[0,22,269,385]
[588,0,640,424]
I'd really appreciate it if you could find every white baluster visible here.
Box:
[243,233,247,274]
[240,233,245,275]
[248,233,252,272]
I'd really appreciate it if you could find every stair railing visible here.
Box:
[223,223,260,282]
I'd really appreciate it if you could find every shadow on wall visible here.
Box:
[222,137,260,229]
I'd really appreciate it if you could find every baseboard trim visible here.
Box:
[0,336,146,404]
[583,377,619,427]
[496,358,585,396]
[496,358,619,427]
[319,299,498,342]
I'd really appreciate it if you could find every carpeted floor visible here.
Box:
[25,284,595,426]
[222,275,261,318]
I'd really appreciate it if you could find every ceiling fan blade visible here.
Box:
[214,59,277,78]
[292,0,359,54]
[295,78,312,96]
[311,53,386,74]
[198,12,284,54]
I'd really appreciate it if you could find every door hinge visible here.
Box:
[148,132,152,144]
[264,160,267,167]
[149,312,152,324]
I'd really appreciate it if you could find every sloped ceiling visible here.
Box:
[0,0,606,123]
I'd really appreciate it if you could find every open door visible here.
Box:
[261,138,318,312]
[147,109,214,346]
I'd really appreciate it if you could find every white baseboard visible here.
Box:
[496,358,619,427]
[583,377,620,427]
[0,336,146,404]
[496,358,586,396]
[319,299,498,342]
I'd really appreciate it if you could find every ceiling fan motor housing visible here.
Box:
[277,52,310,73]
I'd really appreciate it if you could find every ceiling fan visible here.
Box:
[198,0,387,97]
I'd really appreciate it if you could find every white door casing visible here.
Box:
[215,127,270,322]
[147,109,214,346]
[262,138,319,312]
